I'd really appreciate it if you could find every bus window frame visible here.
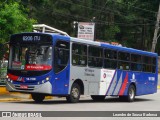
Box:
[88,45,103,68]
[72,42,87,67]
[117,51,130,71]
[103,48,118,69]
[130,53,142,72]
[141,55,156,73]
[54,40,70,74]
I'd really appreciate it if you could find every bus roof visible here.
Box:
[70,37,157,57]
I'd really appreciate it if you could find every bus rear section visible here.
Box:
[69,39,158,102]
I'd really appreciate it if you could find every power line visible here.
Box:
[111,0,157,14]
[62,0,156,23]
[39,2,155,27]
[77,0,157,14]
[51,10,155,26]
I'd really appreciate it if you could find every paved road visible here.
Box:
[0,90,160,120]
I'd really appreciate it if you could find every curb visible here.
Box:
[0,98,21,102]
[0,87,9,94]
[0,96,53,102]
[29,95,53,99]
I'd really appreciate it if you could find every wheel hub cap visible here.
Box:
[72,88,79,98]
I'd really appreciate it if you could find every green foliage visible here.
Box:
[0,1,36,60]
[105,25,120,41]
[1,0,160,53]
[0,2,36,44]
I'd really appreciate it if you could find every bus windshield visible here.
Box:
[9,45,52,71]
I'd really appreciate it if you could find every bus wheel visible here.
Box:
[91,95,105,101]
[119,85,135,102]
[66,83,81,103]
[127,85,136,102]
[31,94,45,103]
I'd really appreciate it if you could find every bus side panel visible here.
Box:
[123,72,157,96]
[52,35,70,95]
[69,66,88,95]
[127,71,143,96]
[99,69,115,95]
[106,70,130,96]
[69,66,101,95]
[52,64,70,95]
[106,70,157,96]
[140,72,157,95]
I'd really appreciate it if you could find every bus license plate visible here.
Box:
[20,85,28,89]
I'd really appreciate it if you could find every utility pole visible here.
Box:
[151,4,160,52]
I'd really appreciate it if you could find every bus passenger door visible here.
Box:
[53,40,70,95]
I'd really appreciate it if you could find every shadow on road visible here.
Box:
[7,97,154,105]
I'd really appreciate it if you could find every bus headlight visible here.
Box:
[46,77,50,81]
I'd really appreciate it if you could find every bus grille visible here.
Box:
[14,85,34,90]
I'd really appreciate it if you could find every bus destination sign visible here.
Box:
[10,33,52,44]
[23,36,41,42]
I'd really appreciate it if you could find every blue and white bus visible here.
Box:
[6,32,158,103]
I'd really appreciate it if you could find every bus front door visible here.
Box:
[53,40,70,95]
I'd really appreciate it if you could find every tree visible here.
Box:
[5,0,160,51]
[0,2,36,43]
[0,2,36,60]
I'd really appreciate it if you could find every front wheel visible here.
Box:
[31,94,45,103]
[66,83,81,103]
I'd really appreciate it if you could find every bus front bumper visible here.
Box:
[6,81,52,94]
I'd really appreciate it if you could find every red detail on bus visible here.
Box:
[119,73,128,96]
[20,85,28,89]
[25,64,52,71]
[8,73,19,81]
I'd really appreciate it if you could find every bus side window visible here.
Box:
[104,49,117,69]
[118,52,130,70]
[54,41,69,73]
[72,43,87,66]
[142,56,153,73]
[88,46,103,68]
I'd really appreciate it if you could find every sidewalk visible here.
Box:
[0,93,30,102]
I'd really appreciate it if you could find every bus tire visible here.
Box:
[31,94,45,103]
[91,95,105,101]
[126,84,136,102]
[66,83,81,103]
[119,85,135,102]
